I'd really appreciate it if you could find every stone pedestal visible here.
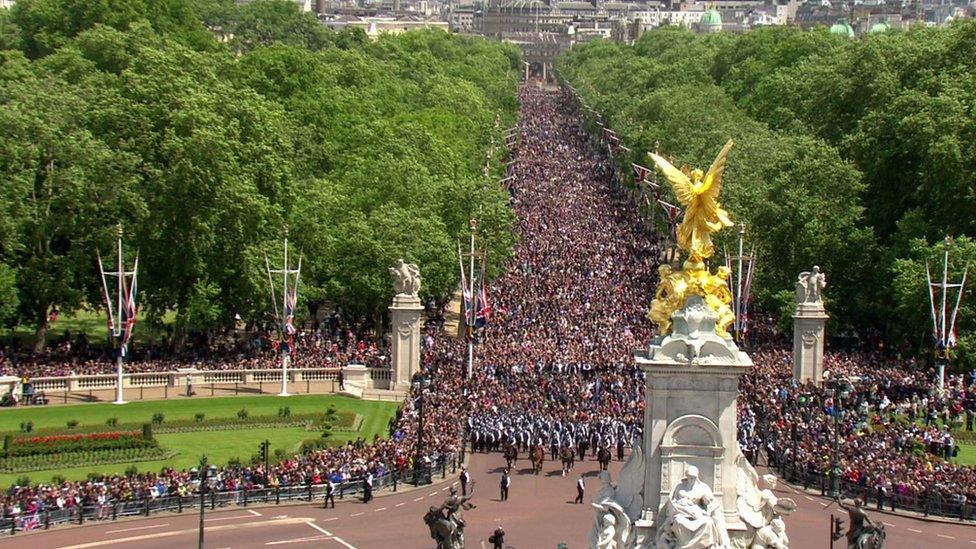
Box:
[632,297,752,546]
[340,364,367,398]
[389,293,424,392]
[792,302,828,384]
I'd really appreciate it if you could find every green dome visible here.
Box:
[869,21,890,33]
[701,8,722,27]
[829,18,855,37]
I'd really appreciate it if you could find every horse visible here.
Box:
[560,445,575,476]
[529,444,545,475]
[597,446,612,471]
[503,443,518,469]
[424,506,462,549]
[852,523,885,549]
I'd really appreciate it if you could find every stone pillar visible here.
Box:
[389,293,424,392]
[633,296,751,545]
[793,302,828,384]
[341,364,368,398]
[792,266,829,384]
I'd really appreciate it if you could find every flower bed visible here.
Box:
[0,447,175,473]
[4,431,157,457]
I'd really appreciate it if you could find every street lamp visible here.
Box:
[412,371,433,486]
[825,375,853,500]
[197,457,218,549]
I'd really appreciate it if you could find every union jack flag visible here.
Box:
[632,163,651,182]
[20,513,39,531]
[120,256,138,352]
[284,284,297,336]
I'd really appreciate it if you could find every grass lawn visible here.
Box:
[0,395,400,486]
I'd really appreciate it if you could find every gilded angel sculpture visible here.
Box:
[649,139,735,265]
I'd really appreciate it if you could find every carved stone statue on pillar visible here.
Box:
[792,266,828,384]
[389,259,424,392]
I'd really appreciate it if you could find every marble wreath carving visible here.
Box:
[389,259,421,297]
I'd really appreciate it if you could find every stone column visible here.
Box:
[389,293,424,392]
[793,302,828,384]
[792,266,829,384]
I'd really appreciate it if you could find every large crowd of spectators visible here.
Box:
[4,86,976,523]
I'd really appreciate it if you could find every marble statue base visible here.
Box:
[389,293,424,392]
[590,296,793,548]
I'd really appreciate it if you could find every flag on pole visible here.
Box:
[20,513,39,531]
[458,242,472,324]
[632,163,651,182]
[120,256,138,351]
[476,263,491,328]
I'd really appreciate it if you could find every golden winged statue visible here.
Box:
[649,139,735,267]
[647,140,737,339]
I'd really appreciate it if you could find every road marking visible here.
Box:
[396,502,407,507]
[267,535,329,545]
[248,509,263,516]
[882,522,895,527]
[908,528,923,533]
[274,515,289,519]
[413,497,424,502]
[804,496,814,501]
[442,487,450,491]
[307,519,358,548]
[374,507,387,512]
[938,534,956,540]
[322,517,339,522]
[820,502,830,507]
[105,524,169,534]
[350,512,364,517]
[56,517,314,549]
[305,521,333,537]
[206,514,256,522]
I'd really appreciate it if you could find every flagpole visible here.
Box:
[735,223,745,344]
[280,229,290,397]
[467,219,476,380]
[940,240,949,391]
[114,225,126,405]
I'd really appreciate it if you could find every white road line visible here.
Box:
[374,507,387,512]
[395,502,407,507]
[804,496,814,501]
[305,521,333,536]
[206,514,255,522]
[938,534,956,540]
[413,497,424,502]
[442,487,449,491]
[820,502,830,507]
[332,536,358,549]
[322,517,339,522]
[350,512,364,517]
[105,524,169,534]
[248,509,263,516]
[882,522,895,527]
[908,528,923,533]
[429,492,438,496]
[266,535,328,545]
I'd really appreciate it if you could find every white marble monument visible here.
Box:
[389,259,423,392]
[588,296,795,548]
[792,266,828,384]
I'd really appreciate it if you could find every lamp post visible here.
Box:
[197,457,217,549]
[826,375,852,499]
[412,371,432,486]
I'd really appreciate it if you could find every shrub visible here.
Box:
[3,434,11,454]
[26,421,33,433]
[151,413,165,425]
[124,465,138,476]
[227,457,242,467]
[50,474,66,485]
[237,408,249,420]
[66,420,79,429]
[194,412,205,423]
[278,406,291,418]
[106,417,119,427]
[273,448,286,461]
[15,475,30,487]
[325,406,337,419]
[142,423,153,441]
[87,472,102,482]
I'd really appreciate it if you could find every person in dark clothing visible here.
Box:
[363,473,373,503]
[575,474,585,504]
[460,467,470,496]
[489,526,505,549]
[324,479,336,508]
[500,470,510,501]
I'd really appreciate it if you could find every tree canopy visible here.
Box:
[0,0,520,349]
[557,23,976,367]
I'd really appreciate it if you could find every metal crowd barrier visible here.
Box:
[0,453,461,535]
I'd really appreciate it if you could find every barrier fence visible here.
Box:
[0,452,462,535]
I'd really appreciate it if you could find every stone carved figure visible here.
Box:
[734,455,795,549]
[588,438,645,549]
[840,499,885,549]
[390,259,421,296]
[655,465,732,549]
[795,266,826,304]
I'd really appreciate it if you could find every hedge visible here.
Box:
[0,447,175,473]
[5,431,158,458]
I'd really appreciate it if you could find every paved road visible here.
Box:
[2,451,971,548]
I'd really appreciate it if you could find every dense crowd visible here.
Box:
[740,345,976,507]
[0,324,388,377]
[4,86,976,523]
